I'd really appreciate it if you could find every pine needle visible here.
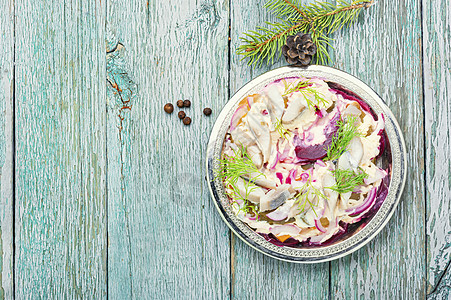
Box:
[237,0,374,66]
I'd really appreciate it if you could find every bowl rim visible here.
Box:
[206,65,407,263]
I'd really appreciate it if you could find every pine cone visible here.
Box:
[282,32,317,66]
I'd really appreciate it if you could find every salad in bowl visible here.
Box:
[207,66,405,262]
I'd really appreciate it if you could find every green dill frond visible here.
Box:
[282,79,310,96]
[328,168,368,194]
[324,115,361,161]
[216,145,262,183]
[274,118,291,140]
[216,145,265,218]
[237,0,374,66]
[294,178,328,217]
[282,79,329,108]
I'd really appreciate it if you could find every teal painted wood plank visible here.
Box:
[14,0,107,297]
[330,1,426,299]
[422,0,451,297]
[106,0,230,298]
[229,1,329,299]
[0,0,14,298]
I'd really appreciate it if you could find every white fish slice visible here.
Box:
[265,85,285,124]
[241,173,277,189]
[247,109,271,163]
[235,177,266,204]
[246,145,263,169]
[260,184,291,212]
[282,93,306,123]
[347,137,363,166]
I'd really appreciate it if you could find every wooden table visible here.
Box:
[0,0,449,298]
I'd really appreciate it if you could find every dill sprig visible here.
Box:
[282,79,329,108]
[324,115,361,161]
[237,0,374,66]
[294,178,328,217]
[216,145,265,217]
[274,118,291,140]
[328,168,368,194]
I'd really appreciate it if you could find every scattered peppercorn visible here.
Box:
[178,111,186,119]
[176,100,184,108]
[183,117,191,125]
[164,103,174,114]
[203,107,212,116]
[183,100,191,107]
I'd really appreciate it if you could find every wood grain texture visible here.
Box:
[330,1,426,299]
[14,0,107,297]
[106,0,230,298]
[1,0,449,298]
[422,0,451,297]
[0,0,14,298]
[229,1,329,299]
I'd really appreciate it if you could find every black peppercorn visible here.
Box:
[178,111,186,119]
[203,107,212,116]
[183,100,191,107]
[176,100,184,108]
[183,117,191,125]
[164,103,174,114]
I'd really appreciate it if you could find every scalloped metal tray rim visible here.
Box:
[206,65,407,263]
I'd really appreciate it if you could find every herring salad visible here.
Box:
[218,77,390,246]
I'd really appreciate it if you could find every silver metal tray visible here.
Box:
[206,65,406,263]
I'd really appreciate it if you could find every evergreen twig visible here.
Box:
[237,0,374,66]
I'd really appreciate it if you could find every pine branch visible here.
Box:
[237,0,374,66]
[265,0,307,21]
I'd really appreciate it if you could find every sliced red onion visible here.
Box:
[346,187,377,216]
[230,104,247,131]
[247,214,257,221]
[269,224,301,236]
[285,169,297,185]
[276,172,284,184]
[279,144,290,162]
[315,159,326,167]
[314,219,326,233]
[299,172,310,182]
[309,218,339,244]
[269,152,280,170]
[315,108,323,118]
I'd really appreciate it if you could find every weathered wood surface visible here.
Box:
[106,0,230,298]
[0,0,14,298]
[423,0,451,298]
[0,0,450,298]
[14,0,107,297]
[229,1,329,299]
[330,1,426,299]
